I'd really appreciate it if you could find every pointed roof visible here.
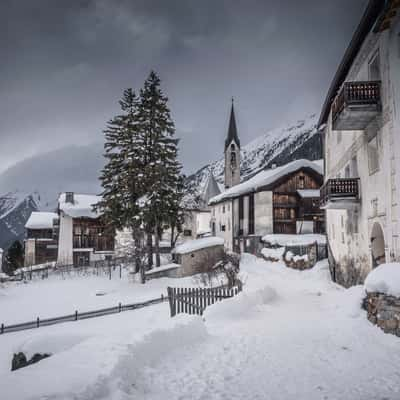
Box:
[202,172,221,204]
[225,99,240,150]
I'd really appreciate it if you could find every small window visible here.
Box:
[183,229,192,237]
[191,253,195,258]
[221,225,226,232]
[299,175,305,189]
[369,51,380,80]
[368,136,379,174]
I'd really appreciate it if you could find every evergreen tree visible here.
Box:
[138,71,185,267]
[97,89,147,281]
[4,240,24,274]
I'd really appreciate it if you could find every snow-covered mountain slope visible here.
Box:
[0,143,104,250]
[186,113,321,202]
[0,192,39,251]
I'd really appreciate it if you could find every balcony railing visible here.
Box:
[320,178,360,209]
[332,81,381,130]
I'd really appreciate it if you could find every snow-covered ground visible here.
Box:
[1,255,399,399]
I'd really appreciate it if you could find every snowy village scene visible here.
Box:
[1,0,400,399]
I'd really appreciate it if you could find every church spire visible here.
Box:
[225,98,240,150]
[224,98,241,188]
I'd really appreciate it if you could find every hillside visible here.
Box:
[186,113,321,202]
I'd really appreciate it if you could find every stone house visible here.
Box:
[319,0,400,286]
[172,237,225,277]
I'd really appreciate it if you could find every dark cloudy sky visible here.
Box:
[0,0,368,175]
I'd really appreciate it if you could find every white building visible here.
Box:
[319,0,400,286]
[57,192,115,266]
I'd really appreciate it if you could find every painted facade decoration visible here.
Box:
[319,0,400,286]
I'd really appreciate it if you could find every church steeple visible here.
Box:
[224,98,241,189]
[225,98,240,150]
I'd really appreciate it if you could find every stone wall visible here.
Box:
[363,292,400,337]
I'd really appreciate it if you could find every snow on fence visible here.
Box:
[167,285,242,317]
[0,296,167,335]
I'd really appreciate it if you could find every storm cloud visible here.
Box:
[0,0,368,174]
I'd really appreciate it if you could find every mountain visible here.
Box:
[0,114,322,251]
[0,143,104,251]
[185,113,322,202]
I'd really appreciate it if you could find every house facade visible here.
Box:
[24,212,59,266]
[57,192,115,266]
[24,192,115,267]
[319,0,400,286]
[210,159,324,253]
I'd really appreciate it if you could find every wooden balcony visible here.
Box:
[320,178,360,210]
[332,81,381,130]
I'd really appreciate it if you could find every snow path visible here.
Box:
[94,256,400,400]
[1,255,399,399]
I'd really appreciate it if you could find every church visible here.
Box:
[209,101,324,253]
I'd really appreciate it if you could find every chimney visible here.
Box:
[65,192,74,204]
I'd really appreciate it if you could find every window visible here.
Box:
[369,51,380,80]
[183,229,192,237]
[230,144,236,168]
[298,175,305,189]
[368,136,379,174]
[248,193,255,235]
[228,218,231,231]
[337,131,342,144]
[345,165,350,178]
[222,205,225,213]
[239,196,244,233]
[351,156,358,177]
[221,225,226,232]
[341,232,345,244]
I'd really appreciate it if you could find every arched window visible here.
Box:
[230,144,236,168]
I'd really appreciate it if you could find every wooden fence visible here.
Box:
[0,295,167,335]
[167,285,242,317]
[11,256,136,282]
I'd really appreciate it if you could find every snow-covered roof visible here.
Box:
[173,237,224,255]
[25,212,58,229]
[209,159,323,205]
[297,189,321,198]
[262,234,326,246]
[58,193,102,218]
[364,263,400,297]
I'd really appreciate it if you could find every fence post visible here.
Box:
[119,265,122,279]
[1,323,4,334]
[36,317,40,328]
[75,310,78,321]
[118,303,122,313]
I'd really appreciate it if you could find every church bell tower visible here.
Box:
[224,99,241,189]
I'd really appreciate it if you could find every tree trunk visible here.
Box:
[132,227,145,284]
[146,231,153,270]
[155,224,161,267]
